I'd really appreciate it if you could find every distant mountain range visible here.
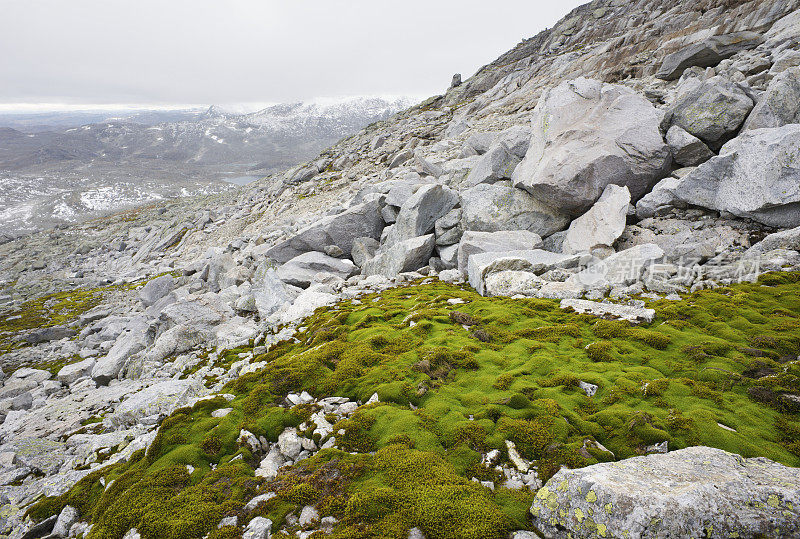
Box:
[0,96,415,239]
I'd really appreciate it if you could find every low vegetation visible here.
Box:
[29,272,800,538]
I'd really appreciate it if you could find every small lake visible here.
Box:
[222,175,260,186]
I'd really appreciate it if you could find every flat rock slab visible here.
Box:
[531,446,800,538]
[560,299,655,324]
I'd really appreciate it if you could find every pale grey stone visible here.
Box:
[569,244,664,287]
[667,124,800,227]
[562,184,630,255]
[656,31,763,80]
[351,237,380,267]
[669,76,754,147]
[531,446,800,538]
[666,125,714,167]
[561,298,656,323]
[457,230,543,274]
[138,274,175,307]
[275,251,358,288]
[743,67,800,130]
[363,235,436,277]
[460,184,568,237]
[512,77,670,216]
[265,200,384,263]
[56,358,96,385]
[243,516,273,539]
[468,250,580,296]
[391,184,459,243]
[462,143,521,187]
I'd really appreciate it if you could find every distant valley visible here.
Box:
[0,96,413,240]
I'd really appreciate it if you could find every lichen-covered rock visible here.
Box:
[667,124,800,227]
[512,77,670,216]
[531,446,800,539]
[669,76,754,148]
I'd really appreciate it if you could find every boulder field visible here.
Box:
[1,0,800,537]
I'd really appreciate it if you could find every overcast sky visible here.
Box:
[1,0,585,110]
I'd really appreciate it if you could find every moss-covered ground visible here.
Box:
[29,272,800,538]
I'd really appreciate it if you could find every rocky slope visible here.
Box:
[1,0,800,537]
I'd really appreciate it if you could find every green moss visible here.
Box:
[29,273,800,538]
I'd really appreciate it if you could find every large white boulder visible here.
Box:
[512,77,670,216]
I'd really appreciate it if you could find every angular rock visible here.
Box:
[561,299,655,323]
[138,274,175,308]
[24,326,77,344]
[56,358,96,385]
[536,281,584,300]
[91,321,150,385]
[531,446,800,538]
[52,505,78,537]
[363,235,436,278]
[434,208,462,246]
[512,77,670,216]
[743,67,800,130]
[746,225,800,256]
[265,200,384,264]
[243,516,272,539]
[669,76,754,148]
[562,184,630,255]
[457,230,543,274]
[252,264,299,319]
[351,237,380,268]
[460,184,568,237]
[635,176,684,219]
[483,270,543,297]
[275,252,358,288]
[468,250,580,296]
[391,184,459,243]
[656,31,763,80]
[110,379,199,427]
[667,124,800,227]
[569,244,664,287]
[462,143,521,187]
[666,125,714,167]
